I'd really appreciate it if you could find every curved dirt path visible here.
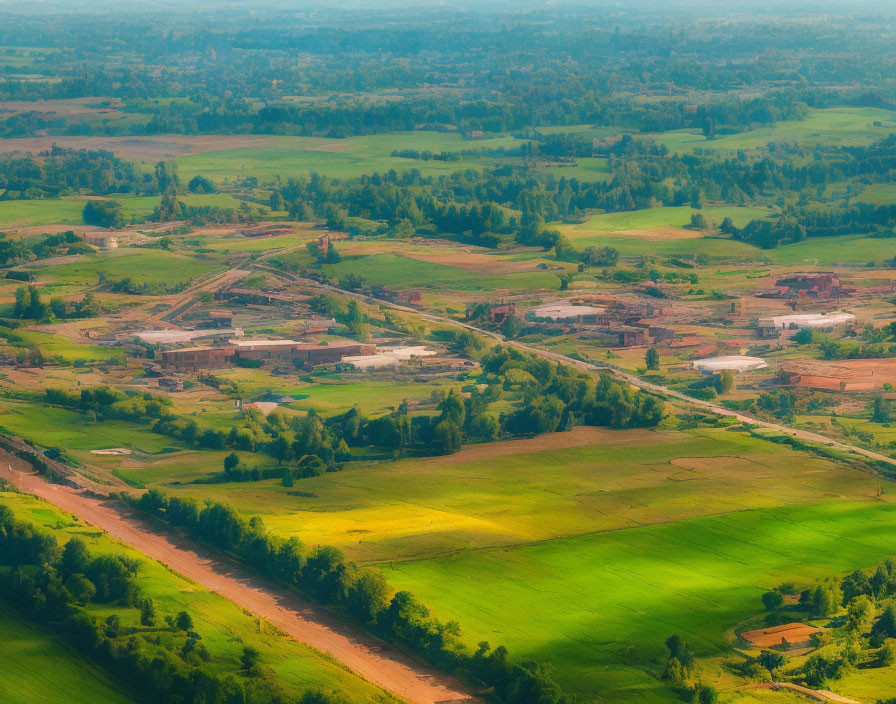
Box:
[741,682,861,704]
[0,454,481,704]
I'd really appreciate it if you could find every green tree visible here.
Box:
[140,597,157,627]
[224,452,241,475]
[240,646,261,675]
[175,610,194,632]
[61,537,90,575]
[873,396,891,423]
[347,571,389,624]
[762,590,784,610]
[873,604,896,640]
[432,419,462,455]
[645,347,660,371]
[757,650,787,679]
[65,573,96,603]
[13,286,26,318]
[846,594,875,635]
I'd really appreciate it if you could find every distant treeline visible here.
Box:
[130,488,571,704]
[0,146,161,200]
[0,6,893,138]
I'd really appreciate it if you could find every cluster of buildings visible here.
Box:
[481,297,666,347]
[161,339,375,373]
[755,312,857,339]
[758,273,854,299]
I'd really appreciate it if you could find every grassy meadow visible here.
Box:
[644,107,896,154]
[0,601,138,704]
[148,425,896,703]
[177,132,524,184]
[387,501,896,703]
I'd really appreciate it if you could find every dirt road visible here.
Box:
[0,453,481,704]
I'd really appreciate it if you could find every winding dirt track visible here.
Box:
[0,453,480,704]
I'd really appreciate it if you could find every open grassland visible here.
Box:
[386,500,896,704]
[112,193,253,222]
[0,199,87,228]
[26,249,224,290]
[177,132,523,183]
[567,205,771,234]
[855,182,896,206]
[148,426,896,703]
[0,492,395,704]
[323,252,562,290]
[0,601,137,704]
[166,427,884,563]
[536,157,612,182]
[0,398,276,488]
[645,107,896,154]
[4,328,125,364]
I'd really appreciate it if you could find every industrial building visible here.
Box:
[161,339,375,372]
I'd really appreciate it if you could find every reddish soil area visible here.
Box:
[739,622,820,648]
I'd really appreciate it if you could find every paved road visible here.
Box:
[257,265,896,472]
[0,453,481,704]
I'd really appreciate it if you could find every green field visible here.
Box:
[26,249,224,290]
[567,205,771,236]
[537,157,612,182]
[0,199,87,228]
[323,253,561,290]
[386,501,896,703]
[0,491,396,704]
[0,601,137,704]
[645,107,896,154]
[177,132,524,183]
[152,426,896,704]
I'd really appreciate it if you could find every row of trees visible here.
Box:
[43,346,663,482]
[0,503,344,704]
[131,489,570,704]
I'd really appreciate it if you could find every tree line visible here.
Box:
[0,502,345,704]
[43,347,662,482]
[129,488,570,704]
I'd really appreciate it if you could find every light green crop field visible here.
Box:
[855,183,896,206]
[0,492,397,704]
[112,193,253,222]
[0,601,137,704]
[163,427,884,563]
[645,107,895,154]
[6,329,125,363]
[0,398,274,488]
[0,199,87,228]
[537,157,612,182]
[386,500,896,704]
[567,205,772,236]
[151,426,894,704]
[27,249,224,289]
[762,233,896,266]
[177,131,524,183]
[323,253,561,290]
